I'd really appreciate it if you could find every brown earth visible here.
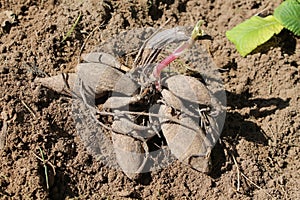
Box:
[0,0,299,199]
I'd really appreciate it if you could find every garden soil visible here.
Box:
[0,0,299,199]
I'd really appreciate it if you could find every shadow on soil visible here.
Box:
[210,90,290,178]
[42,89,291,194]
[252,29,297,56]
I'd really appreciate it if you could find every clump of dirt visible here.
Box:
[0,0,299,199]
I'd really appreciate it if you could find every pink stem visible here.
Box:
[153,40,194,90]
[153,40,193,79]
[153,53,177,78]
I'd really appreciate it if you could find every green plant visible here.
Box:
[62,12,82,43]
[38,147,49,190]
[226,0,300,57]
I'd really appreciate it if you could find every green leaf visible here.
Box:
[226,15,284,57]
[274,0,300,36]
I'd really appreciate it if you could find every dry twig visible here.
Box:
[230,152,275,199]
[20,100,36,118]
